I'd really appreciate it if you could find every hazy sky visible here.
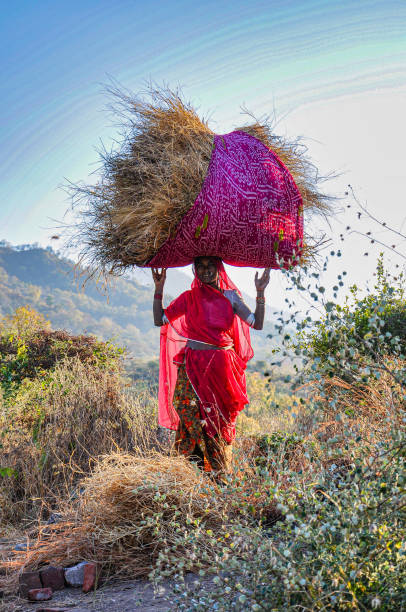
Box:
[1,0,405,306]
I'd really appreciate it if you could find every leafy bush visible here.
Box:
[253,431,305,469]
[300,257,406,381]
[170,428,405,611]
[0,318,123,400]
[0,308,154,525]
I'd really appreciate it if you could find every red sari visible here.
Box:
[158,264,253,443]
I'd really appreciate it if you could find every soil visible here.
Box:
[1,574,203,611]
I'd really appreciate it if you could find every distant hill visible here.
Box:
[0,242,280,360]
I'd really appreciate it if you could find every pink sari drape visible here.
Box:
[158,264,253,443]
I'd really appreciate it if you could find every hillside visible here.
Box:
[0,242,279,361]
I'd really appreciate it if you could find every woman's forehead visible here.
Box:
[195,256,218,266]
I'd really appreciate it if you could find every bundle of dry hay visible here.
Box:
[66,85,334,277]
[1,453,227,592]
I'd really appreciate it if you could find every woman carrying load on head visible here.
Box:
[152,257,270,480]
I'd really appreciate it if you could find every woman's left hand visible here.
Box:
[255,268,271,292]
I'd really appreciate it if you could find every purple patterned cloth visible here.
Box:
[148,130,303,269]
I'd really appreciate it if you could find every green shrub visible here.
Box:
[299,257,406,381]
[0,327,123,399]
[165,423,406,611]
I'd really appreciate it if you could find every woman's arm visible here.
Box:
[152,268,166,326]
[253,268,270,330]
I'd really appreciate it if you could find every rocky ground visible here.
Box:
[2,577,184,611]
[1,534,207,612]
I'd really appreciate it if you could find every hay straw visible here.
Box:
[66,85,214,276]
[0,453,226,592]
[65,85,334,277]
[0,358,135,525]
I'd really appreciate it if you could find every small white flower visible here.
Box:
[285,513,295,522]
[299,578,306,586]
[371,596,381,609]
[283,549,291,557]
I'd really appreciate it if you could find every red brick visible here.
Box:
[19,571,42,597]
[27,587,53,601]
[40,565,65,590]
[37,609,69,612]
[82,562,99,593]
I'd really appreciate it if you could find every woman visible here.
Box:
[152,257,270,479]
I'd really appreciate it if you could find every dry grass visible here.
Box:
[0,452,226,594]
[8,358,402,598]
[3,364,399,595]
[309,358,406,444]
[66,85,334,276]
[67,86,214,274]
[0,358,160,525]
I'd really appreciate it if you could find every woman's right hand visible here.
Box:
[152,268,167,292]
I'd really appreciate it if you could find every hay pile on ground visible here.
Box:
[0,358,137,524]
[67,85,333,276]
[0,453,226,593]
[0,314,164,526]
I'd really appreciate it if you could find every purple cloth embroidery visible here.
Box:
[148,130,303,269]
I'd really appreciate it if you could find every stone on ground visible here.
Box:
[64,561,90,587]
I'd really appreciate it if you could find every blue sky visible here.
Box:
[0,0,405,302]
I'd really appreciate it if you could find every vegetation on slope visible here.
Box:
[0,253,404,610]
[0,307,138,523]
[0,242,159,358]
[0,242,281,362]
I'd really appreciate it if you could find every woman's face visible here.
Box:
[195,257,219,285]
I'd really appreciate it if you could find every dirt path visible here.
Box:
[2,574,206,611]
[4,580,171,611]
